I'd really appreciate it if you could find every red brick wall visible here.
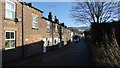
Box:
[2,1,23,63]
[2,1,22,49]
[0,1,2,50]
[2,1,73,63]
[2,1,44,63]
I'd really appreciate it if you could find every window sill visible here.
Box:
[4,17,15,21]
[5,47,15,50]
[47,31,50,33]
[55,31,58,33]
[32,27,38,30]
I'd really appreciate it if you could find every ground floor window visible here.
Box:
[5,31,15,50]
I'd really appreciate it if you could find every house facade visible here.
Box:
[1,0,45,63]
[2,0,23,63]
[62,26,72,45]
[1,0,73,63]
[42,15,60,47]
[0,0,2,50]
[0,1,2,67]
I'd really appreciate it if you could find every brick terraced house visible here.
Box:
[0,0,74,63]
[0,1,2,67]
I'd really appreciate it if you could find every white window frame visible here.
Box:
[46,21,50,32]
[55,24,58,33]
[32,15,38,29]
[5,0,16,19]
[5,31,15,50]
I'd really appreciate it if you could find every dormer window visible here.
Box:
[5,0,16,19]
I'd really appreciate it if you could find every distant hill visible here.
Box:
[77,27,90,30]
[68,27,90,31]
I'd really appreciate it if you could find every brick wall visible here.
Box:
[2,1,44,63]
[0,1,2,67]
[2,1,73,64]
[2,1,23,63]
[0,1,2,49]
[2,1,22,49]
[22,4,46,57]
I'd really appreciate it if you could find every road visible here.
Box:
[4,38,94,66]
[20,38,94,66]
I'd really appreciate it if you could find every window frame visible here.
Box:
[32,15,38,29]
[46,21,51,33]
[5,0,16,20]
[55,24,58,33]
[5,31,16,50]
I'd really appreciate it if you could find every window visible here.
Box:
[46,21,50,32]
[5,31,15,49]
[55,24,58,33]
[5,0,16,19]
[32,16,38,29]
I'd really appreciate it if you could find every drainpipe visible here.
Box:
[51,15,54,46]
[21,2,24,58]
[48,12,53,46]
[59,24,62,48]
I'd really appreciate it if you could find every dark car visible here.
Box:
[73,35,80,43]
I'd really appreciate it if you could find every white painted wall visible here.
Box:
[71,32,73,42]
[43,38,47,53]
[48,38,52,46]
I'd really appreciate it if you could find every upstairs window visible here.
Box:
[55,24,58,33]
[5,31,15,50]
[32,15,38,29]
[5,0,16,19]
[46,21,50,32]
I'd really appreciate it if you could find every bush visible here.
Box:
[84,22,120,67]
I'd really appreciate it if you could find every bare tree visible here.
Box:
[71,1,119,25]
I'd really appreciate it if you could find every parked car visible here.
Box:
[73,35,80,43]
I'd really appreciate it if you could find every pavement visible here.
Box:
[3,38,94,67]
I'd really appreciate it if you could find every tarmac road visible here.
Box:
[19,38,94,66]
